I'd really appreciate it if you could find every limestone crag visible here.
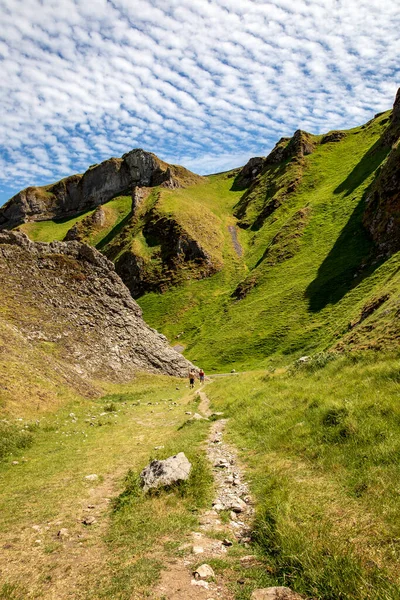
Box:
[0,149,202,230]
[265,129,315,166]
[363,88,400,255]
[363,143,400,255]
[65,206,107,242]
[384,87,400,146]
[0,231,192,378]
[233,156,266,189]
[115,210,219,298]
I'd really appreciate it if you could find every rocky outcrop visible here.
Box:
[285,129,315,158]
[0,150,202,230]
[233,157,266,189]
[233,129,314,230]
[265,130,315,166]
[0,230,192,378]
[383,87,400,146]
[114,210,219,298]
[363,89,400,256]
[321,131,346,144]
[65,206,108,242]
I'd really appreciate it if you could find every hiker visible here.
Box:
[199,368,205,384]
[189,370,196,389]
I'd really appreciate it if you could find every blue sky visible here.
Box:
[0,0,399,206]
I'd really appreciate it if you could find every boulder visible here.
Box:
[140,452,192,491]
[251,588,303,600]
[229,496,247,513]
[193,564,215,580]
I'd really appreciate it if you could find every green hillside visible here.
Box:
[2,93,400,600]
[14,109,400,373]
[135,111,399,371]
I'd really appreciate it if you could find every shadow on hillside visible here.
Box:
[96,207,134,252]
[333,138,389,197]
[305,198,383,312]
[306,138,391,312]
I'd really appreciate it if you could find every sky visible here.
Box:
[0,0,399,206]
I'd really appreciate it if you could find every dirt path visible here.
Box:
[153,390,254,599]
[228,225,243,258]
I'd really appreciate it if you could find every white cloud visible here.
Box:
[0,0,399,204]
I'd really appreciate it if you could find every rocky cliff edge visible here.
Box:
[0,231,192,379]
[0,149,203,230]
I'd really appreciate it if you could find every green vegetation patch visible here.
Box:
[207,354,400,599]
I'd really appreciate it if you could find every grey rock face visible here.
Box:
[321,131,346,144]
[234,157,266,189]
[384,86,400,145]
[0,230,192,379]
[265,130,314,165]
[0,149,200,230]
[140,452,192,491]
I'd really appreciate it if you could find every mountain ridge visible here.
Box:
[2,87,400,372]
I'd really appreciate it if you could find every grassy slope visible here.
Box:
[16,111,400,374]
[18,195,132,244]
[140,111,399,371]
[0,375,213,599]
[207,354,400,600]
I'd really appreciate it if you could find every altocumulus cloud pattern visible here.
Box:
[0,0,399,204]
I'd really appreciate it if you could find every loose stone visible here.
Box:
[82,516,96,526]
[193,564,215,580]
[251,587,304,600]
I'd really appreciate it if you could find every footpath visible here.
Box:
[154,389,255,599]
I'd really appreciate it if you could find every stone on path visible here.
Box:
[193,564,215,580]
[191,413,208,421]
[251,587,303,600]
[192,545,204,554]
[57,528,69,538]
[84,474,98,481]
[229,496,247,513]
[214,458,229,468]
[191,579,209,589]
[82,516,96,525]
[140,452,192,491]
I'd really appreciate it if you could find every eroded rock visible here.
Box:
[0,150,203,230]
[140,452,192,491]
[0,231,193,380]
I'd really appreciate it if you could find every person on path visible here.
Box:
[199,368,205,384]
[189,370,196,389]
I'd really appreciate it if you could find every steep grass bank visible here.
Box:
[207,354,400,599]
[18,195,132,244]
[139,112,399,371]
